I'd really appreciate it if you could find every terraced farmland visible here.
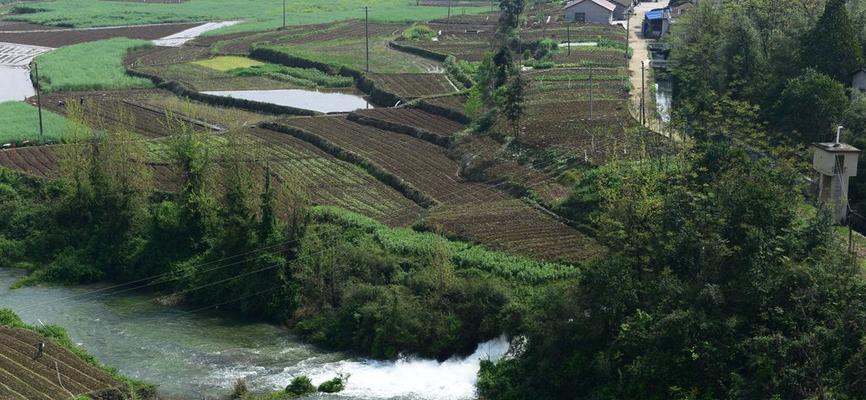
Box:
[426,199,605,262]
[276,115,502,205]
[0,326,121,399]
[349,107,465,144]
[365,72,458,100]
[244,127,423,226]
[271,115,601,262]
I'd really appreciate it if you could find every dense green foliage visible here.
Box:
[669,0,866,228]
[0,308,156,398]
[0,101,67,144]
[478,140,866,399]
[228,64,353,88]
[34,38,154,93]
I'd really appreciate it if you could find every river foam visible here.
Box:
[269,336,510,399]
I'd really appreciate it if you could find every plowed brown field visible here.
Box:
[0,327,120,399]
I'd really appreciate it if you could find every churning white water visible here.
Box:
[269,336,511,400]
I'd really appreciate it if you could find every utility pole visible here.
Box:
[282,0,286,29]
[567,24,571,56]
[448,0,452,19]
[33,62,44,143]
[365,6,370,72]
[589,66,593,119]
[640,60,646,126]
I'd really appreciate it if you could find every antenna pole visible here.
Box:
[34,62,44,143]
[282,0,286,28]
[365,6,370,72]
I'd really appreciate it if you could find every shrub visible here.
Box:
[285,375,316,396]
[230,379,249,399]
[402,24,436,40]
[317,374,349,393]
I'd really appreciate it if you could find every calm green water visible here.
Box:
[0,268,507,399]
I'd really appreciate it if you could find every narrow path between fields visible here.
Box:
[627,0,680,141]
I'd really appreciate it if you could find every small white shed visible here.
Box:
[564,0,616,24]
[813,135,861,224]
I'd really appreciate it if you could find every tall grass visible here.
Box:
[35,38,154,93]
[7,0,489,34]
[0,101,66,144]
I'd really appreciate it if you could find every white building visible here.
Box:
[813,130,861,224]
[564,0,616,24]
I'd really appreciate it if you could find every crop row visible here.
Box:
[0,327,119,399]
[423,199,605,263]
[278,115,503,204]
[363,72,458,100]
[246,127,423,226]
[350,108,465,139]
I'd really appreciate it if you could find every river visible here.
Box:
[0,268,508,399]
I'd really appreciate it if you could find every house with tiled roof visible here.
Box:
[564,0,616,24]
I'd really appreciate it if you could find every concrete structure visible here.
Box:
[564,0,616,24]
[642,7,671,38]
[853,68,866,94]
[813,128,861,224]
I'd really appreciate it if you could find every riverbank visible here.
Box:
[0,268,509,399]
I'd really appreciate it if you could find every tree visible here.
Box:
[773,69,849,143]
[802,0,864,83]
[478,142,866,400]
[497,0,525,36]
[501,72,526,138]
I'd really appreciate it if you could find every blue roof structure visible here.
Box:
[645,8,668,20]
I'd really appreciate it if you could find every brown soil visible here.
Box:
[0,22,200,47]
[0,326,120,400]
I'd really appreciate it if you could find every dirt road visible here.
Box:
[628,0,669,119]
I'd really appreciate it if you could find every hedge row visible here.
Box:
[260,121,436,208]
[387,41,449,62]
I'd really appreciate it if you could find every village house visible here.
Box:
[564,0,616,24]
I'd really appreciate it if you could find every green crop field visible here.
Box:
[0,101,67,144]
[265,37,440,74]
[35,38,155,93]
[4,0,488,34]
[192,56,264,71]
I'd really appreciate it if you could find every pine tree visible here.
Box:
[802,0,863,83]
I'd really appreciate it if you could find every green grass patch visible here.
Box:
[6,0,490,34]
[228,64,354,88]
[0,101,67,144]
[35,38,154,93]
[192,55,264,72]
[263,36,433,74]
[313,206,581,284]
